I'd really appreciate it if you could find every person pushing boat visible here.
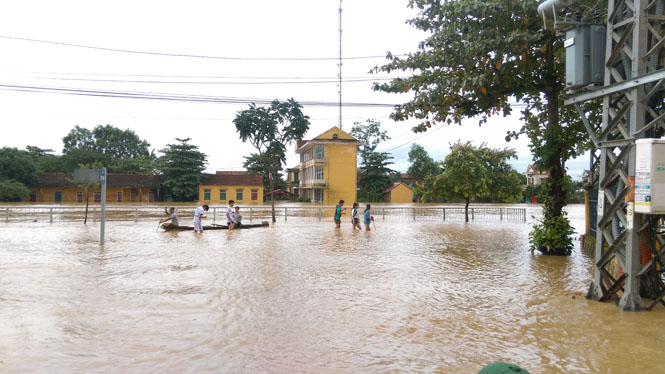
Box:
[193,204,209,233]
[160,207,179,228]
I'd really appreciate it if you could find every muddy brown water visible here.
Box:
[2,204,665,373]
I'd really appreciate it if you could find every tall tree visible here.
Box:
[372,0,601,255]
[0,180,30,202]
[407,143,442,183]
[157,138,207,201]
[233,98,310,222]
[26,146,64,173]
[350,119,395,201]
[417,141,522,222]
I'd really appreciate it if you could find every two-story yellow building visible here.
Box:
[198,171,264,205]
[292,126,361,204]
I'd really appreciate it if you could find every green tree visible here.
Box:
[350,119,390,163]
[68,161,103,224]
[0,180,30,202]
[0,147,37,186]
[350,119,394,201]
[372,0,601,255]
[407,143,442,183]
[358,151,395,202]
[242,153,287,192]
[26,146,64,173]
[157,138,207,201]
[417,141,522,222]
[62,125,154,173]
[233,99,310,222]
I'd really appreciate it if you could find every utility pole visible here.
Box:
[338,0,343,130]
[561,0,665,310]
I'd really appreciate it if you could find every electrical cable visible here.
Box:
[0,35,404,61]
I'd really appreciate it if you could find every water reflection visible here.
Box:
[1,205,665,373]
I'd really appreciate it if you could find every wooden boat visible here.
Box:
[161,221,270,231]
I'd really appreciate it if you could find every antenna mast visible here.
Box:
[338,0,343,130]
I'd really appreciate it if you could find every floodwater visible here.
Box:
[2,204,665,373]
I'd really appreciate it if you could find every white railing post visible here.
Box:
[285,207,288,221]
[49,208,53,223]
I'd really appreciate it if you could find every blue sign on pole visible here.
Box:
[100,168,106,183]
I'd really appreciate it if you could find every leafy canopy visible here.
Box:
[417,141,522,204]
[407,143,441,183]
[157,138,207,201]
[233,98,310,171]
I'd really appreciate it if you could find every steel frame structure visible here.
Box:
[566,0,665,310]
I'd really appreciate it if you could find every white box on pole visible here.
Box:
[635,138,665,214]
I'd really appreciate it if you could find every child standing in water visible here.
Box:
[351,202,361,230]
[363,204,372,231]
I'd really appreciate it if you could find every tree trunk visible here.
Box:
[270,171,276,223]
[464,197,470,223]
[539,30,568,256]
[84,187,90,225]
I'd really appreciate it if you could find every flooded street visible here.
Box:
[2,204,665,373]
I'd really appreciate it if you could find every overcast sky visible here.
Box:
[0,0,589,179]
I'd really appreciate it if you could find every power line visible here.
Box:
[0,83,400,107]
[0,35,403,61]
[32,76,394,85]
[379,125,447,152]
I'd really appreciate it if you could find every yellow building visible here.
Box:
[293,126,361,204]
[198,172,264,205]
[383,182,413,203]
[28,173,160,203]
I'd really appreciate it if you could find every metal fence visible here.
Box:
[0,206,526,224]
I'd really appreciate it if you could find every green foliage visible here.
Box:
[0,147,37,186]
[417,142,522,219]
[0,179,30,202]
[529,213,576,256]
[157,138,207,201]
[407,144,442,183]
[233,98,310,172]
[350,119,395,201]
[233,99,310,221]
[26,146,64,173]
[298,196,311,203]
[242,153,287,191]
[61,125,154,173]
[350,119,390,162]
[372,0,602,253]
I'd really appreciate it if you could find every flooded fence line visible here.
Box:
[0,206,526,224]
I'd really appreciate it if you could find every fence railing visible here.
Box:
[0,206,526,224]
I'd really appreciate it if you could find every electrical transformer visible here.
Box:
[565,24,606,89]
[635,138,665,214]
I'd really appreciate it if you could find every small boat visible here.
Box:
[161,221,270,231]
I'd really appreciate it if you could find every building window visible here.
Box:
[77,191,83,203]
[116,191,123,202]
[30,191,37,202]
[130,190,137,202]
[94,191,101,202]
[148,192,154,202]
[315,166,324,180]
[54,191,63,203]
[251,189,258,200]
[219,189,227,200]
[236,189,243,200]
[314,189,323,203]
[204,189,211,200]
[314,144,325,160]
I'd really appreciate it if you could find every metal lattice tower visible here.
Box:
[566,0,665,310]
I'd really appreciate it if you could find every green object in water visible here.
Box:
[477,362,529,374]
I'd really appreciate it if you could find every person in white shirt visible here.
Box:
[193,204,209,233]
[226,200,236,229]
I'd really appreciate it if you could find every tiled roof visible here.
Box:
[201,173,262,186]
[383,182,410,194]
[34,173,161,188]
